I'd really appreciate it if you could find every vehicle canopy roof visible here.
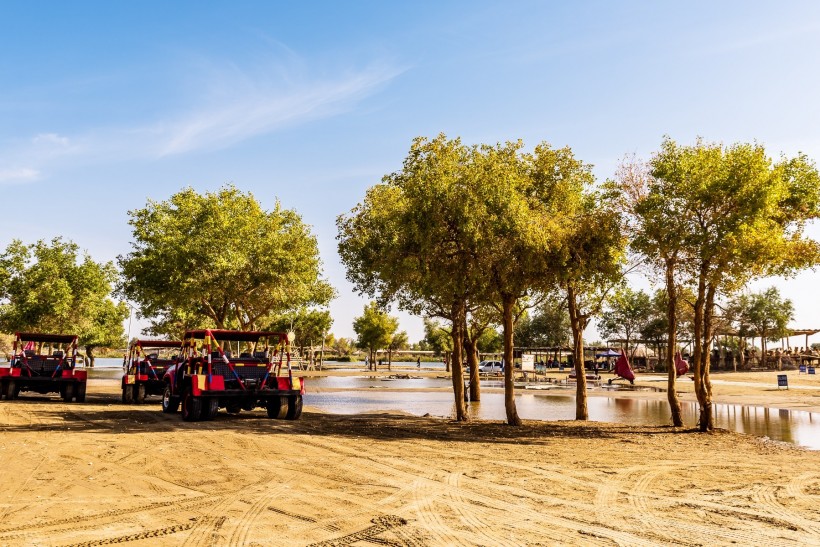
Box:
[16,332,78,344]
[182,329,287,342]
[130,339,181,349]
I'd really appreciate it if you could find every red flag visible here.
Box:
[674,351,689,376]
[614,349,635,381]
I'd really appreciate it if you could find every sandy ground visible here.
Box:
[1,374,820,546]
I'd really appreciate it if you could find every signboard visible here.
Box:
[809,367,816,375]
[777,374,788,389]
[799,365,807,374]
[521,353,535,372]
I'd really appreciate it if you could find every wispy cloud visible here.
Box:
[1,56,404,183]
[159,63,402,156]
[0,167,40,183]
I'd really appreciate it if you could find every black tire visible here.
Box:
[162,383,179,414]
[225,402,242,414]
[7,380,19,400]
[181,388,202,422]
[75,382,86,403]
[62,382,75,402]
[122,384,134,404]
[202,397,219,420]
[135,384,146,404]
[266,395,289,419]
[285,394,303,420]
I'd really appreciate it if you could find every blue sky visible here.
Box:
[2,1,820,344]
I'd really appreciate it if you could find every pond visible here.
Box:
[304,382,820,451]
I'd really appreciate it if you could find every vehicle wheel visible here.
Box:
[225,402,242,414]
[162,384,179,414]
[135,384,146,404]
[0,380,6,400]
[181,388,202,422]
[202,397,219,420]
[266,396,288,419]
[75,382,86,403]
[62,383,75,402]
[122,384,134,404]
[285,394,303,420]
[7,380,19,400]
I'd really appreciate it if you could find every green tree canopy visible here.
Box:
[617,137,820,430]
[352,302,399,370]
[514,292,571,348]
[0,238,128,365]
[338,135,492,420]
[118,185,334,336]
[598,287,652,358]
[729,287,794,369]
[265,308,333,355]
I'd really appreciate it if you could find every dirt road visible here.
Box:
[1,380,819,546]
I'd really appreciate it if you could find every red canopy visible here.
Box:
[132,339,181,349]
[183,330,287,342]
[16,332,77,344]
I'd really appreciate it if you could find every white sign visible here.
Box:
[521,353,535,371]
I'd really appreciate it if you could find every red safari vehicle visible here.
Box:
[0,332,86,402]
[122,339,181,403]
[161,329,305,422]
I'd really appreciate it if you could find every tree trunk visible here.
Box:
[761,334,768,369]
[692,271,705,430]
[692,270,715,432]
[450,302,468,421]
[85,346,96,368]
[464,330,481,402]
[567,285,588,421]
[664,259,683,427]
[502,295,521,425]
[388,348,392,371]
[445,352,450,373]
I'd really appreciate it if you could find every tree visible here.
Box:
[387,330,409,369]
[266,308,333,367]
[598,287,652,358]
[640,288,695,370]
[352,302,399,371]
[550,191,626,420]
[514,292,571,348]
[730,288,794,369]
[620,138,820,431]
[338,136,489,420]
[0,238,128,366]
[463,306,498,401]
[331,336,355,358]
[119,185,334,337]
[422,319,453,365]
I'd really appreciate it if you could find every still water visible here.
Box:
[305,378,820,451]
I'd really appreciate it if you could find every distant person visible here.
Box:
[417,357,421,368]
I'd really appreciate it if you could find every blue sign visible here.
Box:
[777,374,788,388]
[799,365,807,374]
[809,367,816,375]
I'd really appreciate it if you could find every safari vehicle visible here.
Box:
[161,329,305,422]
[122,339,181,403]
[0,332,86,402]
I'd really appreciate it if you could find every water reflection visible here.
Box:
[304,391,820,451]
